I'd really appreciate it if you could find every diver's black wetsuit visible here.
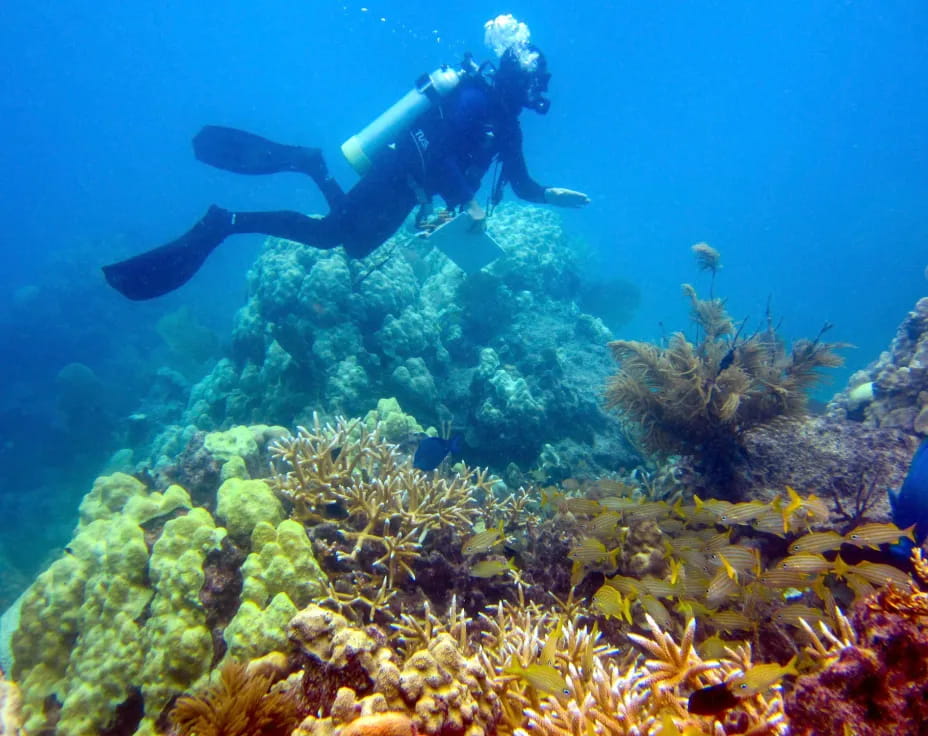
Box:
[225,76,547,259]
[102,69,556,301]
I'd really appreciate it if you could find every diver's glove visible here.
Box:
[465,198,487,230]
[544,187,591,208]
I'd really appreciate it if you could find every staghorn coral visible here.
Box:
[606,273,844,495]
[269,415,498,621]
[170,660,299,736]
[515,615,788,736]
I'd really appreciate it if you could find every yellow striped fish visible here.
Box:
[638,576,679,599]
[776,553,831,574]
[606,574,642,596]
[593,584,632,623]
[789,531,844,555]
[707,568,739,606]
[760,567,813,588]
[694,496,735,517]
[708,609,754,633]
[589,511,622,538]
[568,537,618,567]
[751,509,790,537]
[771,604,827,627]
[640,594,673,629]
[504,663,571,696]
[730,655,799,697]
[717,501,770,526]
[846,561,913,588]
[563,497,601,515]
[843,523,916,550]
[711,545,760,579]
[462,522,505,556]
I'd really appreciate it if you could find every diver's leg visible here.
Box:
[103,205,234,300]
[228,210,342,249]
[193,125,346,209]
[231,157,417,257]
[327,156,418,258]
[193,126,324,176]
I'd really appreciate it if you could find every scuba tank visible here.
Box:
[341,56,483,175]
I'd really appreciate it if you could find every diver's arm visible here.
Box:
[502,122,590,207]
[544,187,591,207]
[500,124,548,203]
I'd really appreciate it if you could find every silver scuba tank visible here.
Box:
[340,65,465,175]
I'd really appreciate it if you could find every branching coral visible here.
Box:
[510,613,788,736]
[170,660,299,736]
[268,415,496,621]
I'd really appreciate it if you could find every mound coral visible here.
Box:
[606,254,844,492]
[288,603,501,736]
[158,202,632,475]
[9,430,326,736]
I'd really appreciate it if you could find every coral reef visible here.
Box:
[288,603,501,736]
[829,296,928,438]
[786,550,928,735]
[515,615,788,736]
[148,203,634,476]
[724,415,916,524]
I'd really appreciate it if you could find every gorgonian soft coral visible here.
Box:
[606,261,844,487]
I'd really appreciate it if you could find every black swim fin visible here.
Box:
[102,206,232,300]
[192,125,326,178]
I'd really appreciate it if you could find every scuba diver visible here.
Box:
[103,15,591,300]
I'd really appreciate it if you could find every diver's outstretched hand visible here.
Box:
[544,187,591,208]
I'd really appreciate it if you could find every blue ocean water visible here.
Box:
[0,1,925,591]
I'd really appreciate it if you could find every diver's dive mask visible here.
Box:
[497,44,551,114]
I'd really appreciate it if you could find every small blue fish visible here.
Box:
[413,435,462,471]
[889,441,928,559]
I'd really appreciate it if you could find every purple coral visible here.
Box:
[785,597,928,734]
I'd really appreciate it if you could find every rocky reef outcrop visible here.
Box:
[829,296,928,436]
[155,204,634,476]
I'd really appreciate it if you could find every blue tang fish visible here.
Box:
[413,435,462,471]
[889,440,928,559]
